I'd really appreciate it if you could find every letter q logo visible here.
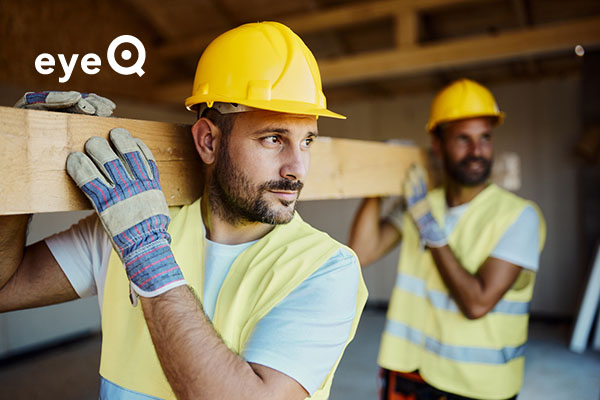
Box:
[107,35,146,77]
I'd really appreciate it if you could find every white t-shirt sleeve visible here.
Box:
[242,248,360,396]
[490,205,541,271]
[44,213,112,303]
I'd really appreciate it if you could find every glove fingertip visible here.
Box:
[135,138,157,163]
[109,127,131,140]
[66,152,93,185]
[75,98,96,115]
[93,93,117,109]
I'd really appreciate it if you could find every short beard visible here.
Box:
[209,137,303,226]
[444,155,492,186]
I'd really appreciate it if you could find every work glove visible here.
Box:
[15,91,116,117]
[66,128,186,301]
[403,164,447,248]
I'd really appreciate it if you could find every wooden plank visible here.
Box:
[0,107,203,215]
[0,107,427,215]
[318,16,600,86]
[157,0,493,59]
[303,137,428,200]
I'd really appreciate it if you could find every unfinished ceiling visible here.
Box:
[1,0,599,106]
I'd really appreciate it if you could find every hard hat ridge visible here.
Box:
[185,21,345,119]
[426,78,504,133]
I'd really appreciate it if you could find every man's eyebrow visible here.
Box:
[251,127,319,137]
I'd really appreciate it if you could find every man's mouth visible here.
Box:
[465,161,484,172]
[268,190,298,201]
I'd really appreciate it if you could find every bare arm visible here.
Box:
[429,246,522,319]
[348,197,402,266]
[141,286,308,400]
[0,215,78,313]
[0,215,30,289]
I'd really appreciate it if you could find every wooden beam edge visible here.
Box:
[0,107,426,214]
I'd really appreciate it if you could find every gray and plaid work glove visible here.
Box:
[67,128,186,300]
[403,164,448,248]
[15,91,115,117]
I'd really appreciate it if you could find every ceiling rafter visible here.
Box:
[318,16,600,86]
[153,15,600,103]
[511,0,538,76]
[157,0,496,58]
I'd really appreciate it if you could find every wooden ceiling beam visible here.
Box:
[394,10,419,48]
[319,16,600,86]
[154,16,600,103]
[157,0,495,58]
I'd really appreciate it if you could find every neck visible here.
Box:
[200,190,275,245]
[444,178,488,207]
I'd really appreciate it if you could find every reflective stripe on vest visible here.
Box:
[396,273,530,315]
[100,198,368,400]
[384,320,526,364]
[378,184,546,400]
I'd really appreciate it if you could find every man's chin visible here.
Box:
[460,173,489,186]
[273,203,296,224]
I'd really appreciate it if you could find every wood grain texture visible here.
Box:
[0,107,426,214]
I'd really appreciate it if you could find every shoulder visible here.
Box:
[283,247,360,318]
[490,187,545,232]
[292,212,357,257]
[514,205,540,227]
[310,247,360,280]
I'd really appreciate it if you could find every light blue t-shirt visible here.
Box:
[46,214,359,399]
[387,201,541,271]
[203,240,359,394]
[444,203,540,271]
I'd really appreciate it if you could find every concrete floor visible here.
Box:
[1,307,599,399]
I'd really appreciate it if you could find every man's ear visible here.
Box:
[191,118,220,165]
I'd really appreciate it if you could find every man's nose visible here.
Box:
[280,145,308,182]
[469,140,483,157]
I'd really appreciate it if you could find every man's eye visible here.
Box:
[263,136,279,145]
[303,137,314,147]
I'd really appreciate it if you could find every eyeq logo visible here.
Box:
[35,35,146,83]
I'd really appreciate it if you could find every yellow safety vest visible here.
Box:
[378,184,546,399]
[99,198,368,399]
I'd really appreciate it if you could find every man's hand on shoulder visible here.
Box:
[15,90,115,117]
[404,164,447,248]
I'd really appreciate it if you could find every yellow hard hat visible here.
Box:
[426,78,504,133]
[185,21,345,119]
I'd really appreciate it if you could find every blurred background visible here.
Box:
[1,0,599,398]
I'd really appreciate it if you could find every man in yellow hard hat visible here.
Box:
[349,79,545,400]
[0,22,367,399]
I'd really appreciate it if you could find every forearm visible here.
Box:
[141,286,273,400]
[429,245,487,319]
[0,214,31,289]
[349,198,388,265]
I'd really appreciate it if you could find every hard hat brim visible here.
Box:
[426,111,505,133]
[185,95,346,120]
